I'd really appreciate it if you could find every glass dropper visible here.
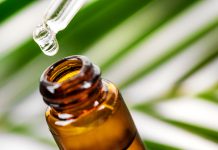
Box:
[33,0,88,56]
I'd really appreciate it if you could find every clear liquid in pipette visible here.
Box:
[33,0,88,56]
[33,23,59,56]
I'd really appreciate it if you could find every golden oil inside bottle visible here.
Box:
[40,55,146,150]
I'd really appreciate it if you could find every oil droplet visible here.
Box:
[33,24,59,56]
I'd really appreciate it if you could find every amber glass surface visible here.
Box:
[40,55,146,150]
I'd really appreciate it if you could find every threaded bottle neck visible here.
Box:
[40,55,102,111]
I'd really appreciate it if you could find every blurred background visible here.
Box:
[0,0,218,149]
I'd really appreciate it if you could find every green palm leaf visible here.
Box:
[0,0,218,149]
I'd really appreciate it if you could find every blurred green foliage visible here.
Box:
[0,0,218,149]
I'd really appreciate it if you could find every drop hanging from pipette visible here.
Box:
[33,0,88,56]
[33,23,58,56]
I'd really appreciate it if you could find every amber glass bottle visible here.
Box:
[40,55,146,150]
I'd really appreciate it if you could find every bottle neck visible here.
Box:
[40,55,103,113]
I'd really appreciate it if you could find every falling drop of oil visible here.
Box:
[33,24,59,56]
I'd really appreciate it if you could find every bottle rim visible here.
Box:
[40,55,101,109]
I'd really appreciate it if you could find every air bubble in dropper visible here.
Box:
[33,24,59,56]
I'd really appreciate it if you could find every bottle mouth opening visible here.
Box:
[47,57,82,83]
[40,55,101,108]
[42,55,91,85]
